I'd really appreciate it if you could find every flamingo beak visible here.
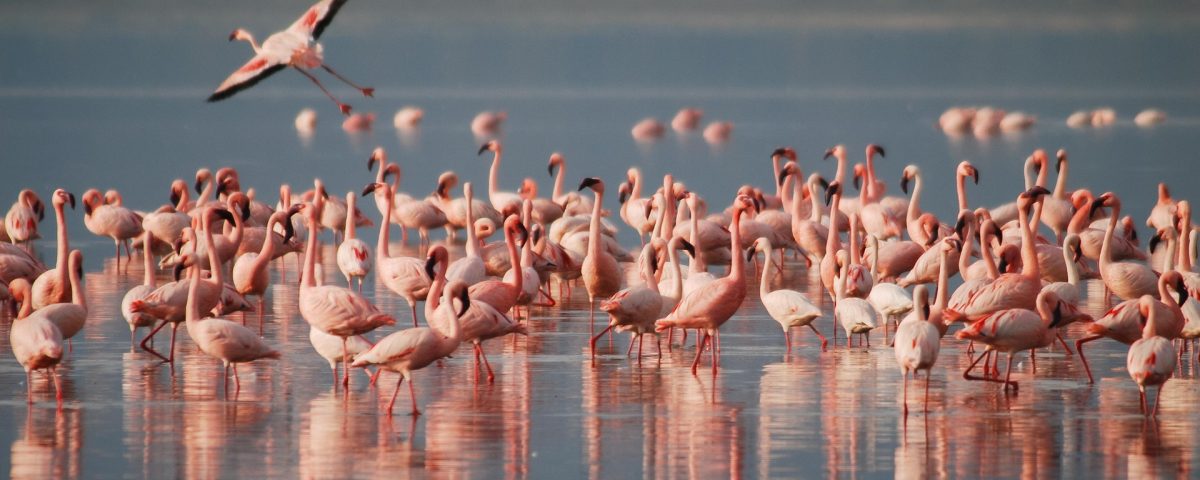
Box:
[477,143,490,155]
[777,170,789,187]
[824,183,839,207]
[578,178,601,191]
[173,261,187,281]
[548,163,557,178]
[868,144,886,158]
[680,239,695,258]
[424,254,438,279]
[367,153,378,172]
[194,178,204,194]
[972,167,980,185]
[457,288,472,317]
[852,174,862,191]
[900,175,910,195]
[227,30,238,41]
[1177,278,1189,306]
[618,189,629,204]
[1051,301,1064,328]
[66,192,76,210]
[361,183,379,197]
[823,148,835,161]
[214,208,235,224]
[745,247,756,263]
[1149,231,1163,253]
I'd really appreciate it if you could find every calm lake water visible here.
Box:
[2,1,1200,478]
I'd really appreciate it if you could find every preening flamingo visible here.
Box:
[208,0,373,115]
[9,279,65,405]
[4,189,43,245]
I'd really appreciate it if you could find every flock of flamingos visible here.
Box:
[6,0,1197,422]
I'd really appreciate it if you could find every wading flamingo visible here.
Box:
[1127,295,1177,417]
[893,285,940,414]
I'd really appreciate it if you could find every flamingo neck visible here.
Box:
[789,175,804,224]
[729,209,745,281]
[869,236,881,278]
[955,171,968,212]
[771,157,783,200]
[197,178,214,207]
[54,203,69,281]
[780,174,793,214]
[866,156,881,199]
[630,172,643,202]
[1022,158,1036,190]
[1053,160,1069,199]
[69,256,84,310]
[505,225,523,293]
[185,256,202,323]
[980,228,1000,280]
[377,187,394,259]
[464,189,478,258]
[587,189,604,259]
[935,247,950,309]
[343,195,357,240]
[142,230,155,287]
[1066,200,1092,234]
[302,217,319,288]
[427,261,446,311]
[1162,235,1177,273]
[908,173,923,227]
[254,216,280,272]
[1100,202,1120,268]
[488,149,503,207]
[759,243,774,298]
[552,163,566,202]
[660,181,676,242]
[176,189,190,211]
[834,152,847,185]
[1034,158,1049,188]
[668,239,683,299]
[688,202,705,272]
[1017,202,1039,279]
[202,217,224,286]
[825,193,842,256]
[849,215,862,264]
[958,222,975,277]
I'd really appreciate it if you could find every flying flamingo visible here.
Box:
[176,252,281,394]
[751,238,825,352]
[336,191,371,290]
[353,281,469,416]
[208,0,373,115]
[893,285,940,414]
[298,199,397,387]
[81,189,144,269]
[8,278,64,406]
[31,189,75,310]
[1127,295,1177,417]
[580,178,623,337]
[655,194,754,375]
[363,182,430,327]
[122,229,159,348]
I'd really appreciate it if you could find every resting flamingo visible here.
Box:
[4,189,43,245]
[655,194,754,375]
[9,278,64,405]
[893,285,940,414]
[353,281,469,416]
[208,0,372,115]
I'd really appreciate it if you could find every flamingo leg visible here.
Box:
[923,370,931,413]
[637,335,645,363]
[52,366,62,407]
[331,365,339,388]
[26,371,32,404]
[1057,332,1074,355]
[784,328,792,354]
[341,337,351,388]
[408,376,421,416]
[295,68,352,115]
[902,369,909,416]
[478,343,495,383]
[590,324,614,359]
[626,336,636,356]
[232,363,241,392]
[321,64,374,97]
[588,299,596,338]
[963,349,1006,384]
[410,303,419,328]
[140,320,171,362]
[1075,334,1101,383]
[168,323,180,363]
[1030,348,1037,374]
[1003,353,1019,391]
[387,376,404,416]
[1153,385,1163,417]
[809,324,828,351]
[691,332,710,375]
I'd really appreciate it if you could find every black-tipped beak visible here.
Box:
[66,192,76,210]
[852,175,862,191]
[282,218,295,243]
[477,143,490,155]
[817,176,829,190]
[900,175,910,195]
[1177,278,1189,306]
[194,178,203,194]
[424,254,437,279]
[548,163,557,178]
[998,257,1009,274]
[516,222,530,245]
[367,154,378,172]
[972,168,980,185]
[1071,242,1082,262]
[680,239,695,258]
[618,189,629,204]
[214,208,235,224]
[1025,186,1051,198]
[868,144,886,158]
[239,202,251,221]
[771,147,787,158]
[1050,301,1064,329]
[954,215,966,239]
[777,170,788,187]
[1149,231,1163,253]
[1088,199,1105,218]
[215,181,227,198]
[173,262,186,281]
[83,201,93,215]
[824,183,839,206]
[745,247,756,263]
[578,177,601,191]
[228,31,237,41]
[457,288,471,317]
[170,189,181,207]
[361,183,379,197]
[34,201,44,221]
[823,148,835,161]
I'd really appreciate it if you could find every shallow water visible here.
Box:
[3,1,1200,478]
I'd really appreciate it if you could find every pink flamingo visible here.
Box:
[445,182,489,286]
[309,326,373,386]
[1074,274,1187,384]
[834,250,877,348]
[208,0,372,115]
[178,252,281,394]
[893,285,940,414]
[471,111,506,137]
[81,189,143,269]
[1041,150,1074,242]
[956,290,1075,391]
[353,281,469,416]
[8,278,64,406]
[298,201,396,387]
[672,108,703,132]
[363,182,430,327]
[1146,183,1176,231]
[593,243,664,360]
[1127,295,1177,416]
[122,230,159,347]
[335,192,372,290]
[479,140,523,217]
[37,250,87,350]
[655,194,754,375]
[580,178,623,337]
[31,189,75,310]
[233,206,301,317]
[468,215,528,316]
[1094,192,1157,302]
[4,189,43,245]
[753,238,824,352]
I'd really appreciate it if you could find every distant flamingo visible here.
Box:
[9,278,64,405]
[1127,295,1177,417]
[353,281,469,416]
[81,189,144,269]
[752,238,824,352]
[893,285,940,414]
[655,194,754,375]
[671,108,703,132]
[471,111,506,137]
[208,0,372,115]
[336,191,371,290]
[31,189,75,310]
[4,189,43,245]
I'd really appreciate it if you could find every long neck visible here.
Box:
[1179,213,1194,271]
[825,193,841,255]
[789,176,804,223]
[1018,203,1039,278]
[955,171,968,212]
[780,174,793,213]
[302,216,319,288]
[1162,235,1177,273]
[834,153,847,184]
[175,188,190,210]
[1022,159,1035,190]
[142,230,155,287]
[227,208,244,249]
[980,229,1000,279]
[552,163,565,201]
[464,189,478,257]
[1067,201,1091,234]
[488,150,503,205]
[935,248,950,309]
[426,263,446,313]
[587,190,604,258]
[660,183,676,242]
[849,215,861,264]
[908,173,923,226]
[808,183,822,222]
[253,217,279,272]
[197,179,213,206]
[1034,159,1048,188]
[1100,202,1120,267]
[668,240,683,299]
[958,222,975,276]
[203,218,224,286]
[689,202,705,272]
[185,257,202,323]
[54,203,68,279]
[343,195,356,240]
[759,243,774,298]
[69,257,84,309]
[1053,160,1069,199]
[630,172,643,201]
[870,236,881,277]
[377,188,394,259]
[505,227,523,293]
[772,158,783,200]
[866,156,881,199]
[729,209,745,281]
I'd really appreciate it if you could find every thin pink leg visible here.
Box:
[387,376,404,415]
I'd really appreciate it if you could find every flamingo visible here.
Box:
[752,238,825,352]
[445,182,489,286]
[1041,149,1075,242]
[178,252,281,393]
[385,165,447,247]
[1127,295,1177,417]
[31,189,75,310]
[309,327,374,386]
[594,243,664,360]
[363,182,430,327]
[432,171,503,241]
[956,290,1075,391]
[503,200,543,319]
[33,250,87,352]
[1094,192,1157,302]
[4,189,43,245]
[9,279,64,405]
[208,0,372,115]
[619,168,656,245]
[122,229,159,348]
[233,206,301,318]
[893,285,940,414]
[1041,233,1084,306]
[580,178,623,337]
[1074,273,1188,383]
[468,214,528,316]
[298,199,397,387]
[546,152,595,215]
[654,194,754,375]
[517,178,564,227]
[81,189,144,269]
[352,281,469,416]
[787,172,829,264]
[335,191,372,290]
[1146,183,1176,231]
[479,140,523,217]
[471,111,506,137]
[140,182,191,253]
[834,250,877,348]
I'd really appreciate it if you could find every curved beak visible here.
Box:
[457,287,472,317]
[424,254,438,279]
[680,239,696,258]
[477,143,490,155]
[66,192,76,210]
[823,148,835,161]
[900,174,910,195]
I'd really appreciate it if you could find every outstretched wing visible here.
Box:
[207,56,286,102]
[288,0,349,40]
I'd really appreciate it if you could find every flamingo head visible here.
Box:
[518,178,538,200]
[477,140,500,155]
[80,189,103,215]
[51,188,75,211]
[777,161,798,187]
[851,164,866,191]
[823,145,845,161]
[771,147,797,162]
[1055,149,1068,172]
[425,246,448,279]
[953,210,976,240]
[824,181,842,207]
[866,143,885,160]
[194,168,212,194]
[578,177,603,193]
[228,28,253,43]
[732,193,756,216]
[546,152,565,178]
[1089,192,1117,218]
[367,147,386,172]
[900,165,920,194]
[617,182,631,204]
[957,161,980,185]
[677,238,696,259]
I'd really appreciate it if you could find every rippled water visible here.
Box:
[3,0,1200,478]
